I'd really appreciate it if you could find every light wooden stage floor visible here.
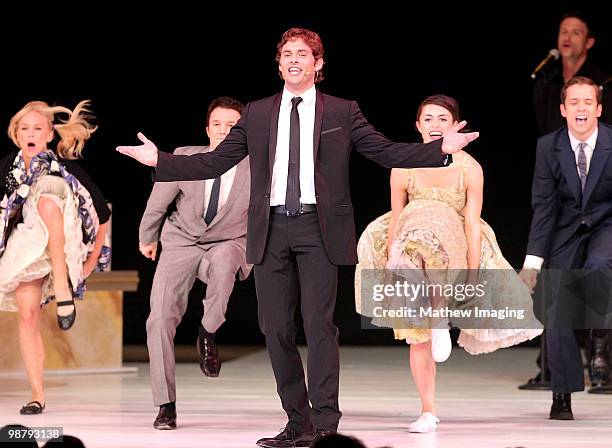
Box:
[1,346,611,448]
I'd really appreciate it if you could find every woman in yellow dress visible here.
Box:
[355,95,542,433]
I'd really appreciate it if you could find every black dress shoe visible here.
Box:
[56,298,76,331]
[518,371,551,390]
[256,427,313,447]
[549,393,573,420]
[153,404,177,430]
[589,335,610,386]
[56,277,78,331]
[310,429,336,446]
[197,324,221,377]
[589,382,612,394]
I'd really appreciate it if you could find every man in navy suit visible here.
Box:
[520,76,612,420]
[118,28,478,447]
[524,11,612,392]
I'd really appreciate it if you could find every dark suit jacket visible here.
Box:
[527,123,612,262]
[156,90,447,265]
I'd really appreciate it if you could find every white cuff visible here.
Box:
[523,255,544,271]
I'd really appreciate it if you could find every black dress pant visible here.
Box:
[254,212,341,432]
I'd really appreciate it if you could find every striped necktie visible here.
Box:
[577,142,587,191]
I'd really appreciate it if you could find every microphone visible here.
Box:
[531,49,560,79]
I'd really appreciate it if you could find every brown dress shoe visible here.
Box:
[153,404,177,430]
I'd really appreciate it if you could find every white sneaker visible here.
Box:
[408,412,440,433]
[430,328,452,362]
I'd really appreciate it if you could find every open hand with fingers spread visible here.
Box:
[116,132,159,166]
[441,121,479,154]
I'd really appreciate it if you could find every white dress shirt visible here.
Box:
[204,164,237,216]
[270,85,317,206]
[523,127,599,270]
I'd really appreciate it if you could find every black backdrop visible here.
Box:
[1,4,610,345]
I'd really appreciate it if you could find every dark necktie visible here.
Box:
[577,142,587,191]
[285,96,303,215]
[204,176,221,225]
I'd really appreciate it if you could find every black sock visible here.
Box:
[161,402,175,411]
[200,325,216,340]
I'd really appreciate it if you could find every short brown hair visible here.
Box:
[560,76,602,104]
[205,96,244,126]
[560,11,595,39]
[416,94,461,122]
[275,28,325,83]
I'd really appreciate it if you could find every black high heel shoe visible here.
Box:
[56,277,77,331]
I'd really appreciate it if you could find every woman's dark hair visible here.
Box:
[416,94,460,122]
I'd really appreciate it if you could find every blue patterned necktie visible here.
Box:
[577,142,587,191]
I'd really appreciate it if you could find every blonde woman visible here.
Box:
[0,100,110,414]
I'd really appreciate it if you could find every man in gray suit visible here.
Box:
[138,97,251,430]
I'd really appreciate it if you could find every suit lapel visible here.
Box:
[313,90,324,163]
[582,125,612,208]
[268,93,282,180]
[556,132,582,205]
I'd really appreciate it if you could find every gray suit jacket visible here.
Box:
[139,145,252,280]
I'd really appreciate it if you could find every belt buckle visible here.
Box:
[285,204,303,217]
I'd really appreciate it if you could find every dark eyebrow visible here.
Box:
[423,113,450,118]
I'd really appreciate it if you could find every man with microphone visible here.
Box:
[524,11,612,394]
[531,49,560,81]
[532,11,611,134]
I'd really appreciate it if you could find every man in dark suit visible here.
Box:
[118,28,478,447]
[527,11,612,393]
[520,76,612,420]
[533,11,611,135]
[524,10,612,392]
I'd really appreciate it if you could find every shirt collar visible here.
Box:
[568,126,598,151]
[282,85,316,107]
